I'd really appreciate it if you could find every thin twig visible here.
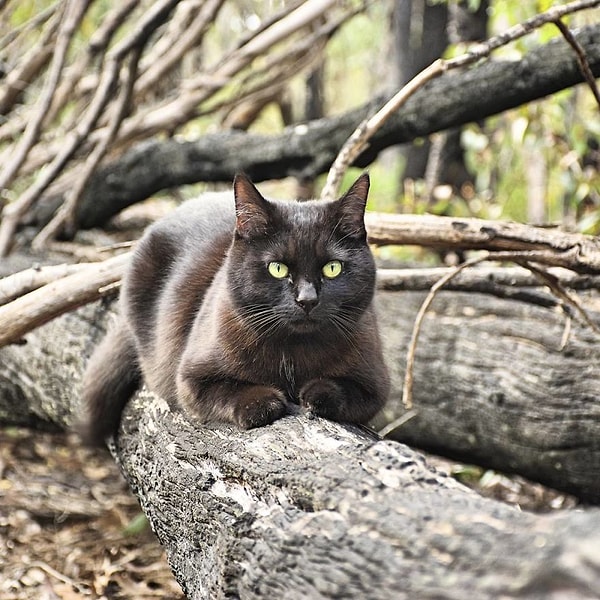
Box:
[402,254,489,409]
[0,0,89,191]
[521,261,600,334]
[0,1,59,52]
[33,42,145,247]
[43,0,141,129]
[553,19,600,109]
[135,0,224,97]
[30,561,87,593]
[109,0,340,148]
[0,0,180,257]
[401,249,600,409]
[321,59,445,201]
[0,0,91,256]
[0,4,61,117]
[378,410,418,439]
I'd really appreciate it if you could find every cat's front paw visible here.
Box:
[299,378,344,420]
[234,387,287,429]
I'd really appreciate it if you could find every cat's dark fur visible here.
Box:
[78,174,389,445]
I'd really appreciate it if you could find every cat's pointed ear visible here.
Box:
[233,173,272,238]
[336,173,370,239]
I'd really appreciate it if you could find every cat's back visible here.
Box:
[123,191,235,351]
[129,191,234,276]
[147,191,234,252]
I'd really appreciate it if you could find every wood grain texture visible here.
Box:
[374,291,600,503]
[115,391,600,599]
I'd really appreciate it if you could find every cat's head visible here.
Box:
[228,173,376,341]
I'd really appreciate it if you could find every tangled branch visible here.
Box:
[321,0,600,201]
[0,0,362,256]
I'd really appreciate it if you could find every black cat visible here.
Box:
[78,174,389,445]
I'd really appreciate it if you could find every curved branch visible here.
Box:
[47,22,600,231]
[321,0,600,199]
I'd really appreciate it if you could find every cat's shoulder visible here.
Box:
[168,190,235,223]
[142,190,235,242]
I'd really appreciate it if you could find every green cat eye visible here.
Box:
[322,260,343,279]
[268,261,289,279]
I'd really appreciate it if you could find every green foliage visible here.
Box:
[122,512,150,536]
[391,0,600,232]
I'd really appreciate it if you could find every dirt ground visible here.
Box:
[0,424,579,600]
[0,427,184,600]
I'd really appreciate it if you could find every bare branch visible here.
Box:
[554,19,600,109]
[0,262,90,306]
[43,0,142,128]
[135,0,224,98]
[521,261,600,334]
[108,0,341,147]
[0,0,90,190]
[32,35,146,248]
[321,60,445,201]
[0,252,130,348]
[0,0,181,257]
[322,0,600,199]
[0,3,61,116]
[366,212,600,274]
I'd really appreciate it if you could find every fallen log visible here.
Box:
[374,290,600,504]
[1,290,600,597]
[1,219,599,502]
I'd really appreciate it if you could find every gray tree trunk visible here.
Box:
[373,291,600,504]
[1,288,600,597]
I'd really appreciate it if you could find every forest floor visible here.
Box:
[0,425,578,600]
[0,427,184,600]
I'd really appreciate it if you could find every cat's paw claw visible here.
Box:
[235,391,287,429]
[299,379,342,419]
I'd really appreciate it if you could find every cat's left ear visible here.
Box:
[233,173,273,239]
[336,173,370,239]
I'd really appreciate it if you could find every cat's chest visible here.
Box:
[226,330,344,398]
[273,345,334,399]
[278,351,296,398]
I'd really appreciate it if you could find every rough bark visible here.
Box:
[1,286,600,597]
[365,212,600,273]
[373,291,600,504]
[28,23,600,230]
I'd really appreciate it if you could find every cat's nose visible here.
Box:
[295,281,318,314]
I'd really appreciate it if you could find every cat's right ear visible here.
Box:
[233,173,272,239]
[336,172,370,239]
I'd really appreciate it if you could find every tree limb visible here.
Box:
[365,213,600,274]
[40,22,599,232]
[0,0,89,191]
[554,19,600,108]
[0,252,129,347]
